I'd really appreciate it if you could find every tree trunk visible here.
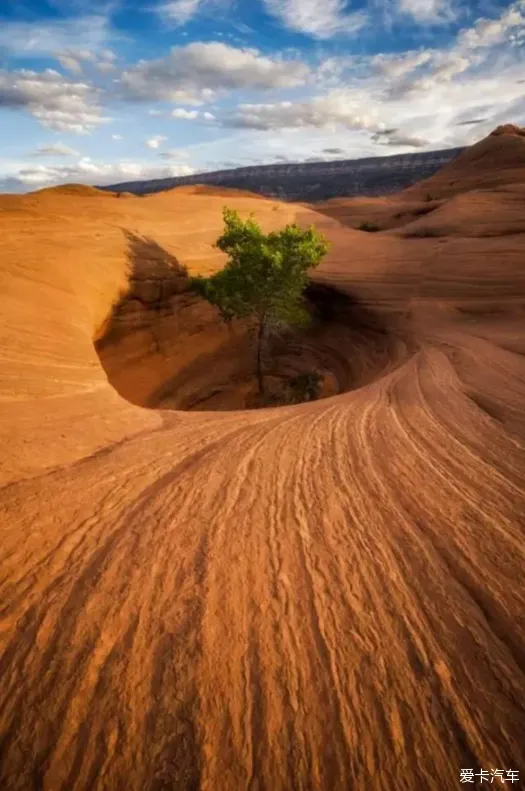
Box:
[256,315,266,396]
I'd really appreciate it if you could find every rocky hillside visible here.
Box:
[101,146,465,201]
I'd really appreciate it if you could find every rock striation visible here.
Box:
[1,128,525,791]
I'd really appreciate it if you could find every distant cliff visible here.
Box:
[101,146,466,201]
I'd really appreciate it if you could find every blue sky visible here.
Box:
[1,0,524,191]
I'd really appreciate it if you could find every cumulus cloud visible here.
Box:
[385,51,475,99]
[1,158,195,193]
[396,0,456,24]
[224,92,383,132]
[171,108,199,119]
[55,45,118,75]
[145,135,168,149]
[119,42,309,103]
[371,50,433,78]
[0,68,108,133]
[96,61,117,74]
[368,2,524,104]
[457,2,525,49]
[111,134,123,140]
[30,143,80,157]
[262,0,367,39]
[2,0,524,192]
[217,2,525,150]
[149,107,216,122]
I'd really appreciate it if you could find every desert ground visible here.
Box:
[1,125,525,791]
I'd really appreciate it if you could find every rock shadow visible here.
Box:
[96,230,191,350]
[122,230,189,305]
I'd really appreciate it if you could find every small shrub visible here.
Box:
[358,221,380,232]
[424,193,434,202]
[286,371,323,404]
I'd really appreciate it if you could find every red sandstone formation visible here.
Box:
[1,127,525,791]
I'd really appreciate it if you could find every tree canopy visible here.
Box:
[189,207,330,396]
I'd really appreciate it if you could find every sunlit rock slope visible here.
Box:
[1,126,525,791]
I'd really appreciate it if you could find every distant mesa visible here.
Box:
[98,146,467,202]
[98,124,525,203]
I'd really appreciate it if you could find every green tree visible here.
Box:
[189,207,330,396]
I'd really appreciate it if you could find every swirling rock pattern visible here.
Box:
[1,128,525,791]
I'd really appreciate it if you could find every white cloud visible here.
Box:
[55,45,117,75]
[157,0,234,26]
[397,0,456,24]
[224,92,384,131]
[96,61,117,74]
[216,2,525,151]
[385,51,476,98]
[0,15,111,57]
[145,135,168,149]
[158,0,203,25]
[419,51,472,83]
[55,49,96,75]
[171,108,199,119]
[57,54,83,74]
[262,0,368,39]
[30,143,80,157]
[371,50,433,78]
[119,42,309,103]
[1,158,195,192]
[457,3,525,49]
[2,0,524,194]
[0,68,108,133]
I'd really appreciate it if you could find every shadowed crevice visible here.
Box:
[95,236,406,412]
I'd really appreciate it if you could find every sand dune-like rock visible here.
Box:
[32,183,111,198]
[1,129,525,791]
[401,123,525,199]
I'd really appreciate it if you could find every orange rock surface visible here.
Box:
[1,129,525,791]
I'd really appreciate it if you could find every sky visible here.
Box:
[0,0,524,192]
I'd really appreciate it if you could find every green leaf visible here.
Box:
[192,206,329,329]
